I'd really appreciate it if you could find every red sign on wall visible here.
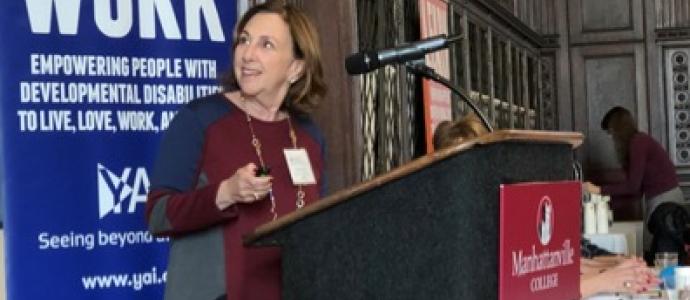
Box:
[419,0,452,153]
[499,181,582,300]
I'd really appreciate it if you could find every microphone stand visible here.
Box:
[405,61,494,133]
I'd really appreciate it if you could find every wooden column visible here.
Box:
[297,0,360,194]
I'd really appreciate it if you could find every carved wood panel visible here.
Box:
[568,0,644,44]
[572,44,647,219]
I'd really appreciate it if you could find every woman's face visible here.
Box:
[233,12,303,101]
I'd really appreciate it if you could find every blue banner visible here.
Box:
[0,1,236,298]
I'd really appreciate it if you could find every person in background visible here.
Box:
[585,106,689,264]
[431,114,659,298]
[432,113,487,149]
[145,1,327,299]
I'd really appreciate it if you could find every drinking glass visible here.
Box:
[676,267,690,300]
[657,252,680,273]
[658,252,680,299]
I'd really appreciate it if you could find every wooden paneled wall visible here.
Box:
[288,0,361,194]
[656,0,690,28]
[286,0,690,213]
[493,0,558,35]
[482,0,690,220]
[566,0,690,219]
[654,1,690,200]
[449,1,557,130]
[567,0,648,219]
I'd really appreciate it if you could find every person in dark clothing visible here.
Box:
[586,106,689,264]
[648,202,690,262]
[146,2,327,299]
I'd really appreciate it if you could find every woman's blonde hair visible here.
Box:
[433,113,488,149]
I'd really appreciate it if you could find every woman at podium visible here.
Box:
[145,1,327,299]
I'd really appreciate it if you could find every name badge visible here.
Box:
[283,148,316,185]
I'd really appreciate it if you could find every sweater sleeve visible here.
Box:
[146,104,237,236]
[601,136,648,196]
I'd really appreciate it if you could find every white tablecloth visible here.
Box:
[586,293,661,300]
[584,233,629,255]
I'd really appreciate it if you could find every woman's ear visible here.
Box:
[288,59,305,83]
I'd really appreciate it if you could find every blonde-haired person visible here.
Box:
[432,113,488,149]
[146,1,327,299]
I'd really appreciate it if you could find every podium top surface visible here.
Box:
[243,130,583,245]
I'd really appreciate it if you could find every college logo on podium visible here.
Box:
[499,181,581,300]
[536,196,554,246]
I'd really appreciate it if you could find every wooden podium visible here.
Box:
[244,130,583,299]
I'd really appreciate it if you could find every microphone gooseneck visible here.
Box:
[405,62,494,133]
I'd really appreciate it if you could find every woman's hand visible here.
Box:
[584,181,601,194]
[581,257,623,275]
[581,257,659,297]
[215,163,273,210]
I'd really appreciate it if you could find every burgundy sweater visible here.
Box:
[146,94,325,300]
[601,132,678,199]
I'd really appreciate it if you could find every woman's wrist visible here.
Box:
[215,179,236,210]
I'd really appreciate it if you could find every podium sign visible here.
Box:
[499,181,581,300]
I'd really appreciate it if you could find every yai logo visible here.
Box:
[536,196,554,246]
[97,163,149,219]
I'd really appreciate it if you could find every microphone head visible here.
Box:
[345,51,379,75]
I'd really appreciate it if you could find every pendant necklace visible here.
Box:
[243,99,306,220]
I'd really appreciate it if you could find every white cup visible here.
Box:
[584,202,597,234]
[675,267,690,300]
[596,201,609,234]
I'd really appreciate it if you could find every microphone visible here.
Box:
[345,34,463,75]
